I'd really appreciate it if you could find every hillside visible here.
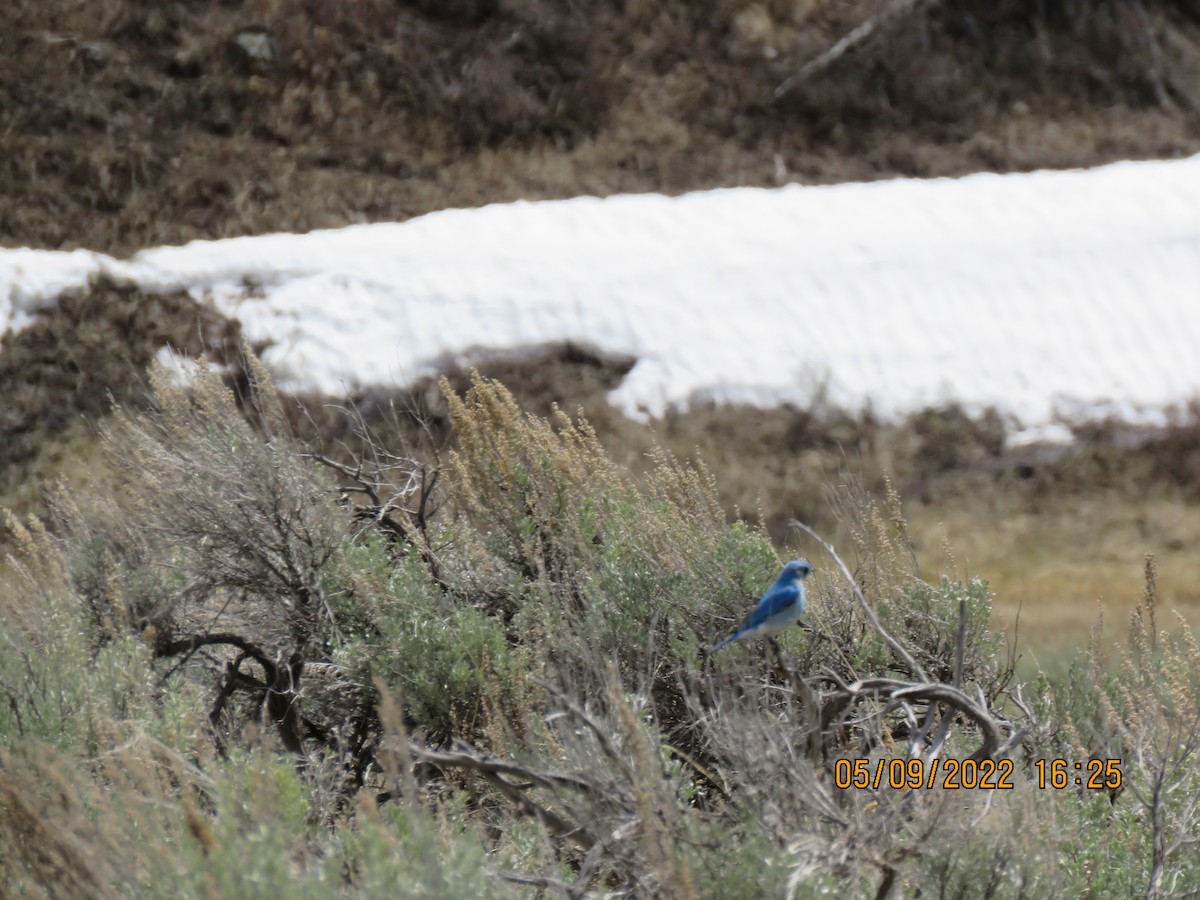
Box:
[5,0,1200,252]
[3,0,1200,647]
[5,4,1200,897]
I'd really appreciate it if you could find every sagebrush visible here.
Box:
[1,360,1197,898]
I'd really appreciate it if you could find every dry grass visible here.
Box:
[4,1,1199,670]
[0,277,247,516]
[6,355,1200,896]
[3,0,1199,252]
[908,494,1200,659]
[5,307,1199,673]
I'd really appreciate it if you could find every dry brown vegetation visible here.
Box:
[322,348,1200,657]
[0,278,248,516]
[3,300,1200,660]
[3,362,1199,897]
[4,1,1200,654]
[4,0,1200,252]
[3,3,1200,895]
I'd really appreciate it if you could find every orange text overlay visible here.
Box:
[833,758,1123,791]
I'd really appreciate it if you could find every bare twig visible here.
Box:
[791,520,929,681]
[926,598,968,759]
[540,679,637,779]
[769,638,824,765]
[775,0,936,98]
[406,740,600,848]
[496,869,575,896]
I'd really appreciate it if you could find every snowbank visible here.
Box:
[3,156,1198,437]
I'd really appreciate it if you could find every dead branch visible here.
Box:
[407,741,599,847]
[539,679,637,783]
[791,520,928,681]
[775,0,936,98]
[496,869,575,897]
[414,741,601,799]
[155,632,309,754]
[835,677,1022,762]
[769,638,825,765]
[781,526,1024,763]
[156,631,275,673]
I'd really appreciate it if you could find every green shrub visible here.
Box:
[369,548,531,742]
[7,360,1200,897]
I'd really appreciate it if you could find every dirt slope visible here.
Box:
[4,0,1199,253]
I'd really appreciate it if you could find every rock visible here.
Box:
[231,29,279,66]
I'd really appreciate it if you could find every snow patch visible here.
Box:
[3,155,1199,437]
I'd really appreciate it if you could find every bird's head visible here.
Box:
[783,559,813,581]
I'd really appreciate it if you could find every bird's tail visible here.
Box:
[709,631,740,653]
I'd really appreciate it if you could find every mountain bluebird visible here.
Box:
[711,560,813,651]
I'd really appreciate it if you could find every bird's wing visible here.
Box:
[738,584,801,632]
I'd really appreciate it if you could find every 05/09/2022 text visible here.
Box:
[833,758,1123,792]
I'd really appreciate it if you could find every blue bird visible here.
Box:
[711,560,813,651]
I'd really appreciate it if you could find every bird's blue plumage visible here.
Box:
[711,560,813,651]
